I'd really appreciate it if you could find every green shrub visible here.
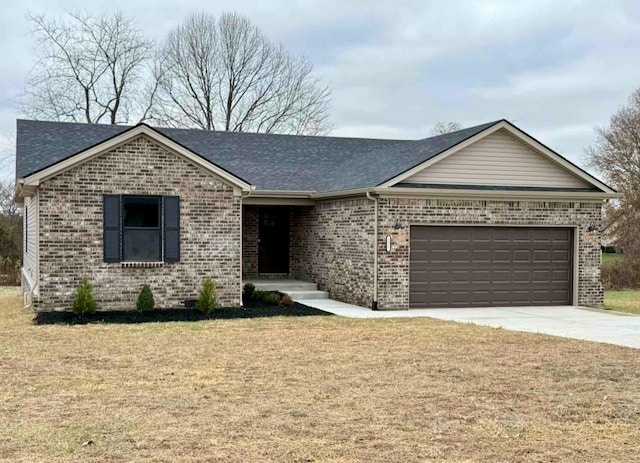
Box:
[262,292,282,306]
[196,277,217,314]
[279,294,294,308]
[72,277,97,315]
[136,285,155,312]
[243,282,256,301]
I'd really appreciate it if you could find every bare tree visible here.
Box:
[0,180,19,218]
[23,12,155,124]
[154,12,331,135]
[0,134,15,179]
[431,121,463,136]
[587,88,640,257]
[0,179,21,257]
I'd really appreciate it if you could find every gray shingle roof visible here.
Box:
[15,119,500,193]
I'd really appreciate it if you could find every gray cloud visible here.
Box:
[2,0,640,179]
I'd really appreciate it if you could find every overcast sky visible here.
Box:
[1,0,640,178]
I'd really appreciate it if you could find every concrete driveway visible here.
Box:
[298,299,640,349]
[419,306,640,349]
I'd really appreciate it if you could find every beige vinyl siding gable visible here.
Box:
[23,194,38,290]
[404,129,592,189]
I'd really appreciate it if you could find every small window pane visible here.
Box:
[123,197,159,227]
[122,196,161,262]
[123,229,160,262]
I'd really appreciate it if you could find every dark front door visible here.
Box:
[258,208,290,274]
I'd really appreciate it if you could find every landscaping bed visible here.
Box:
[34,300,330,325]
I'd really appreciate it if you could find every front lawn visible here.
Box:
[602,252,624,265]
[604,290,640,315]
[0,288,639,462]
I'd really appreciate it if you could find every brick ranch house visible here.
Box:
[15,119,618,311]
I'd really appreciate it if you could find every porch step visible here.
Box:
[285,290,329,301]
[247,279,318,292]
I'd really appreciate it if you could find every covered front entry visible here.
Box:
[409,225,574,308]
[243,205,311,279]
[258,207,290,274]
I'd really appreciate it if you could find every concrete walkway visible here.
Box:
[298,299,640,349]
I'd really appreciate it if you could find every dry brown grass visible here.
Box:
[1,288,639,462]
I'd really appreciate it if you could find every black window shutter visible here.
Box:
[163,196,180,262]
[103,195,121,263]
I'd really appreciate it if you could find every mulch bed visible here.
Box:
[33,301,331,325]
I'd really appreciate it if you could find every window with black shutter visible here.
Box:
[103,195,180,263]
[123,196,161,262]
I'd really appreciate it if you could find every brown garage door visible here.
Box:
[409,226,573,308]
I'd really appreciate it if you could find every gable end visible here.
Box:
[19,124,252,192]
[399,128,595,190]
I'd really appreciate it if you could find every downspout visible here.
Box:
[366,191,378,310]
[239,188,253,307]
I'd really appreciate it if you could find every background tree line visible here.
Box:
[0,180,21,285]
[588,89,640,289]
[23,10,332,135]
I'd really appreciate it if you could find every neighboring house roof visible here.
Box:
[15,118,615,195]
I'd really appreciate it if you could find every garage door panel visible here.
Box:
[532,270,551,282]
[533,249,551,262]
[410,226,573,308]
[551,269,570,282]
[513,249,532,262]
[512,228,533,241]
[425,249,452,262]
[493,250,511,262]
[471,228,493,242]
[451,249,471,262]
[552,250,570,262]
[471,249,491,262]
[492,228,512,241]
[512,270,532,283]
